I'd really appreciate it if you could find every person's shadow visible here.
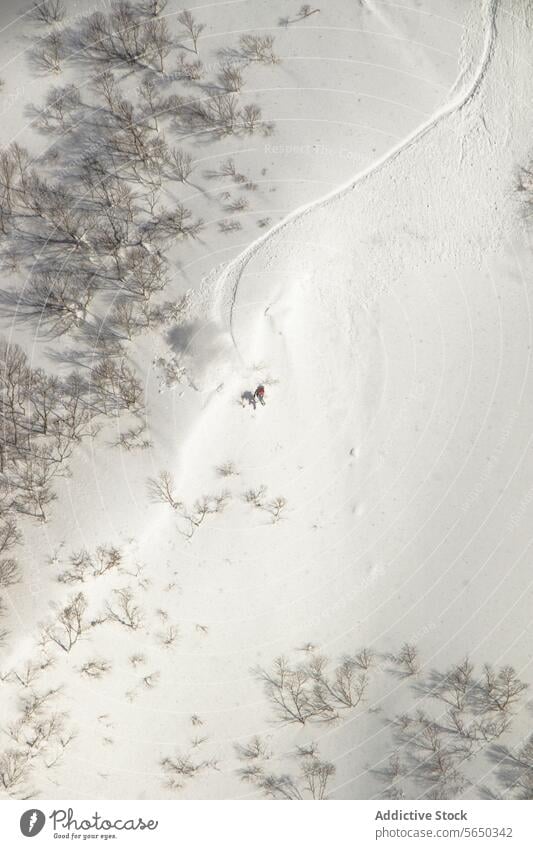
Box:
[241,390,256,410]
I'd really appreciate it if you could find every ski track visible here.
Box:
[207,0,499,358]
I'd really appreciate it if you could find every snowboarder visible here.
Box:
[255,385,265,406]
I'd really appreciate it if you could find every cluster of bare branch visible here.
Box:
[104,586,143,630]
[491,735,533,799]
[0,340,99,522]
[280,5,321,27]
[0,684,72,796]
[389,642,420,677]
[148,471,230,538]
[42,592,93,653]
[161,750,217,790]
[57,545,122,584]
[33,0,65,25]
[236,737,334,800]
[177,10,205,55]
[238,34,278,65]
[383,658,528,799]
[255,649,372,725]
[82,2,174,72]
[176,93,272,138]
[36,30,65,74]
[243,485,287,523]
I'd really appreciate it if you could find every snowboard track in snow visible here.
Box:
[211,0,499,356]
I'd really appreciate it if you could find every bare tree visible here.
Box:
[11,457,58,522]
[280,5,320,26]
[57,545,122,583]
[79,659,112,679]
[219,64,244,93]
[37,31,65,74]
[493,735,533,799]
[390,642,420,677]
[254,656,321,725]
[177,10,205,54]
[105,587,143,629]
[147,471,182,510]
[308,654,368,713]
[237,740,334,800]
[174,54,204,82]
[40,84,81,130]
[43,593,89,652]
[169,148,195,183]
[216,461,238,477]
[145,18,174,72]
[161,750,217,790]
[118,247,169,300]
[239,34,278,65]
[142,0,167,15]
[154,203,204,239]
[15,269,94,336]
[244,486,287,523]
[480,665,527,714]
[89,357,144,414]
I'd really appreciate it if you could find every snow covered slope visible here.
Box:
[0,0,531,800]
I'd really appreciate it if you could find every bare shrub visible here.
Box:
[254,656,322,725]
[153,354,190,389]
[177,10,205,54]
[169,148,195,183]
[216,461,238,477]
[239,34,278,65]
[225,196,249,213]
[117,247,169,300]
[142,0,167,15]
[244,486,287,523]
[235,735,271,762]
[237,740,334,800]
[390,642,420,676]
[161,750,217,790]
[354,647,375,670]
[0,692,72,796]
[308,654,368,714]
[82,2,172,71]
[219,219,242,233]
[105,587,143,630]
[8,658,54,688]
[40,84,81,130]
[280,5,320,26]
[33,0,65,24]
[493,735,533,799]
[114,420,152,451]
[178,93,270,139]
[154,203,204,239]
[37,31,65,74]
[158,625,179,647]
[79,659,112,679]
[175,55,204,82]
[0,557,20,589]
[15,269,94,335]
[89,357,144,414]
[43,593,89,652]
[392,711,467,799]
[148,471,182,510]
[219,64,244,93]
[480,665,527,713]
[57,545,122,583]
[145,18,174,72]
